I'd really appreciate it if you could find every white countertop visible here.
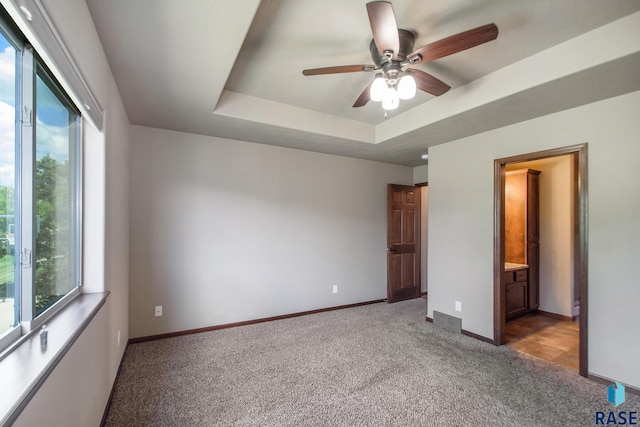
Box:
[505,262,528,271]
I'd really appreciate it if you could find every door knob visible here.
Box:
[387,248,397,253]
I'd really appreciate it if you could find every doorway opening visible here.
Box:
[494,144,587,377]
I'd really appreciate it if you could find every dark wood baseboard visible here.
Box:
[461,329,498,346]
[537,309,576,322]
[425,316,433,323]
[100,344,128,426]
[588,373,640,396]
[129,299,386,344]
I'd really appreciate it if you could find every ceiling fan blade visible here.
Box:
[353,81,373,108]
[366,1,400,57]
[411,69,451,96]
[302,65,373,76]
[408,23,498,64]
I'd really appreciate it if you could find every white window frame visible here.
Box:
[0,7,82,354]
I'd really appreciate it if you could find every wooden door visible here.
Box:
[387,184,421,303]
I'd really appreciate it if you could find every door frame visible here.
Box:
[416,182,428,298]
[493,143,588,377]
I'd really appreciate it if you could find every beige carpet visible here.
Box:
[104,298,638,426]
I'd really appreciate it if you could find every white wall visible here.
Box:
[428,90,640,389]
[14,308,111,426]
[413,164,429,184]
[508,156,574,317]
[128,125,413,338]
[3,0,131,423]
[103,80,131,380]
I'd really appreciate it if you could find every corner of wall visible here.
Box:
[413,164,428,184]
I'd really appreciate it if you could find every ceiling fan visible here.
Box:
[302,1,498,111]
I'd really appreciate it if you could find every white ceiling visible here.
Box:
[86,0,640,166]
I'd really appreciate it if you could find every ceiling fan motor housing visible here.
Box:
[370,29,416,83]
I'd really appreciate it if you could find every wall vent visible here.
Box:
[433,310,462,334]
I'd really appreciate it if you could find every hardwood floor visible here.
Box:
[505,312,579,371]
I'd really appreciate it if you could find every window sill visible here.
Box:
[0,291,109,425]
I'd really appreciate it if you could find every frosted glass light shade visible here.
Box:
[397,74,416,100]
[382,87,399,110]
[370,76,387,102]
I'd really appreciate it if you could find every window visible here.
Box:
[0,23,17,340]
[0,7,81,353]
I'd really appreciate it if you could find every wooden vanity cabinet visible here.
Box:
[505,168,540,320]
[504,268,529,320]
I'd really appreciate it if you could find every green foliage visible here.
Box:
[0,255,14,301]
[0,183,15,301]
[0,184,15,258]
[34,155,72,313]
[0,155,73,312]
[0,255,13,283]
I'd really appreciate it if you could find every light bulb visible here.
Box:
[370,75,387,102]
[382,87,399,110]
[397,74,416,100]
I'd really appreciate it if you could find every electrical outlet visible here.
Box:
[455,301,462,312]
[155,305,163,317]
[332,285,338,294]
[117,330,121,347]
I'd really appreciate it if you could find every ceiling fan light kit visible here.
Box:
[382,87,400,110]
[370,72,416,110]
[397,74,416,100]
[370,74,387,102]
[302,1,499,114]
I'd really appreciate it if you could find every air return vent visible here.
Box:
[433,311,462,334]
